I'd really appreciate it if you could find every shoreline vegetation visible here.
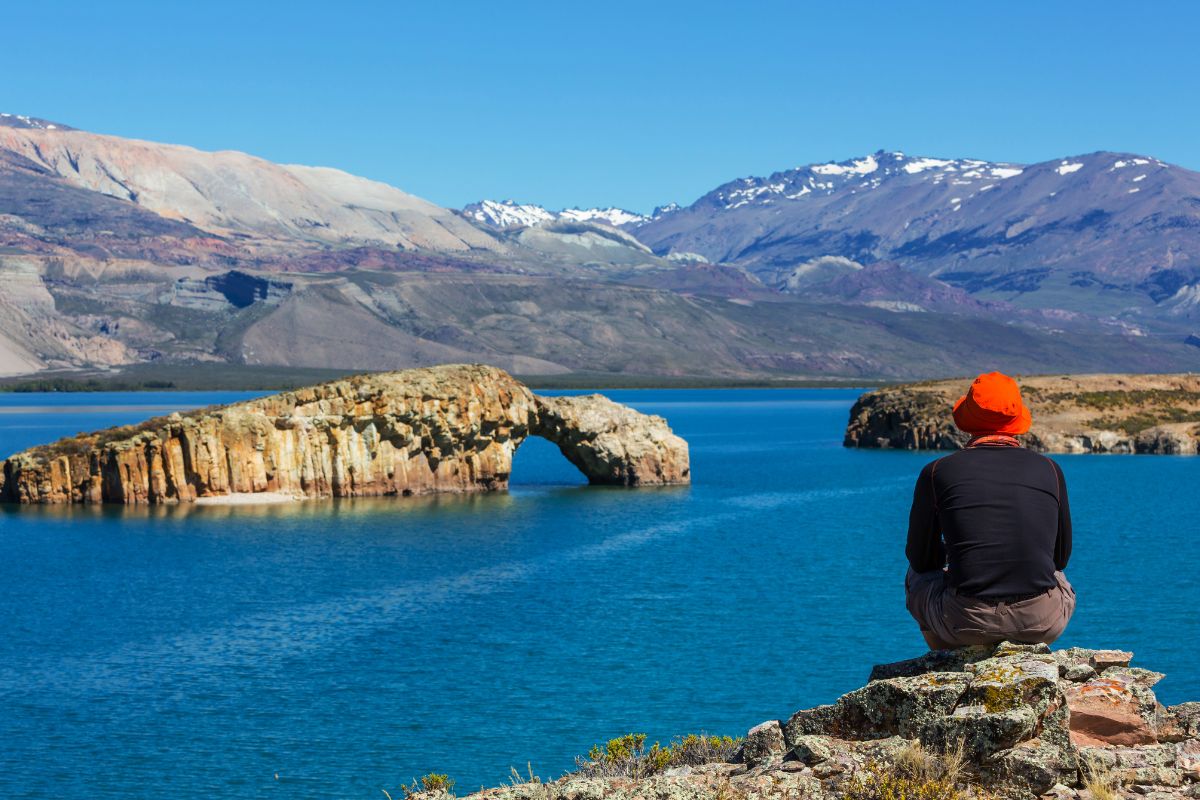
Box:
[0,363,883,393]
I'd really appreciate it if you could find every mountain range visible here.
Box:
[2,113,1199,380]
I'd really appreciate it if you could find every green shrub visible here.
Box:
[575,732,742,779]
[394,773,455,798]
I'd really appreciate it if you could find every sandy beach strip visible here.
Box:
[194,491,304,506]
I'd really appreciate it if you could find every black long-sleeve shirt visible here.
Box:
[907,444,1072,599]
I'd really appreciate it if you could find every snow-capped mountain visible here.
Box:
[695,151,1027,212]
[462,199,649,229]
[634,149,1199,320]
[0,113,72,131]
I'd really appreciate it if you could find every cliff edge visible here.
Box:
[844,374,1200,453]
[0,364,690,504]
[430,642,1198,800]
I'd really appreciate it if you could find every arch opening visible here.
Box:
[508,434,589,488]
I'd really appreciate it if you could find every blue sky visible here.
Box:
[3,0,1198,212]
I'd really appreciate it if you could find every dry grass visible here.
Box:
[844,740,972,800]
[1081,755,1118,800]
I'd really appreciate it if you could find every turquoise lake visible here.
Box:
[0,389,1196,798]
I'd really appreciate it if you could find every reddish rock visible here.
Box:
[1067,672,1161,747]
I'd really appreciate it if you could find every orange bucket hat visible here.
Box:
[952,371,1032,436]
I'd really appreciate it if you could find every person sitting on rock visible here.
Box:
[905,371,1075,650]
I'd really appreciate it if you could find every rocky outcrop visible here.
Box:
[0,364,689,504]
[845,374,1200,453]
[532,395,690,486]
[439,643,1198,800]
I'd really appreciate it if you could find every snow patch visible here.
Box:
[1056,162,1084,175]
[903,157,954,174]
[560,207,648,227]
[811,154,879,176]
[464,199,647,229]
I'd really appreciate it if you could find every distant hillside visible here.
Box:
[2,117,1200,381]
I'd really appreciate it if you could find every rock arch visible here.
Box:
[0,364,689,505]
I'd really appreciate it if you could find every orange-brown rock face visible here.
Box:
[0,364,690,505]
[532,394,690,486]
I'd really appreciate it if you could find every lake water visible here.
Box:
[0,389,1196,799]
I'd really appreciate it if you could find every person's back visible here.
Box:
[904,373,1076,650]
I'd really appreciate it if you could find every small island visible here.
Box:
[844,374,1200,454]
[0,364,690,505]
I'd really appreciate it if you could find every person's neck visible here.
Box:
[966,433,1022,448]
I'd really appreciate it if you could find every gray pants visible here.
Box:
[905,567,1076,650]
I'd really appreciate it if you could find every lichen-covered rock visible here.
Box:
[963,654,1061,716]
[1064,664,1098,682]
[0,364,691,504]
[1079,743,1182,786]
[983,736,1080,798]
[869,645,993,681]
[919,705,1038,759]
[1178,738,1200,779]
[1169,704,1200,739]
[784,672,971,742]
[741,720,786,767]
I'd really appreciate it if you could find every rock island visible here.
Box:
[0,364,690,504]
[845,374,1200,453]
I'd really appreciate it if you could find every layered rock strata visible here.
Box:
[0,364,689,504]
[444,642,1198,800]
[844,373,1200,453]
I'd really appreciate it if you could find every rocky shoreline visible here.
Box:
[844,374,1200,453]
[0,364,690,504]
[421,643,1197,800]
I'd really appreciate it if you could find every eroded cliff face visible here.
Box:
[0,364,689,505]
[533,394,690,486]
[844,374,1200,454]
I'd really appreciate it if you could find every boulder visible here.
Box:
[784,672,970,742]
[1168,704,1200,739]
[1079,743,1183,787]
[1066,671,1163,747]
[742,720,786,767]
[962,654,1062,716]
[920,705,1038,759]
[869,645,993,681]
[1179,739,1200,780]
